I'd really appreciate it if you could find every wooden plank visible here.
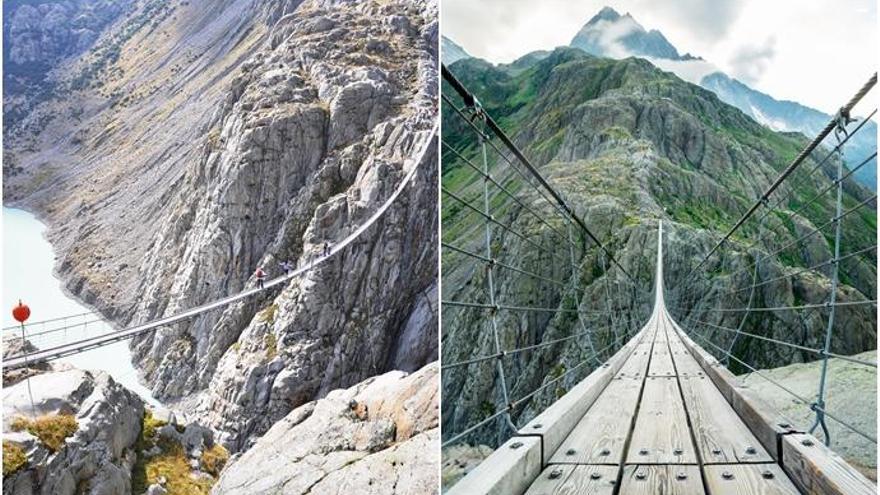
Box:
[446,436,542,495]
[617,344,651,378]
[626,376,697,464]
[781,433,876,495]
[704,464,800,495]
[648,344,676,377]
[524,465,617,495]
[667,316,798,460]
[518,332,641,464]
[670,347,704,377]
[678,376,773,464]
[619,465,704,495]
[549,376,642,465]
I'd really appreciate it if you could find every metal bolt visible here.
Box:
[532,423,542,429]
[676,472,688,481]
[510,442,523,450]
[635,472,646,481]
[590,472,602,480]
[600,448,611,456]
[712,449,722,456]
[639,448,648,456]
[673,448,683,456]
[802,439,814,447]
[566,448,576,456]
[745,446,757,455]
[779,423,791,429]
[549,468,563,479]
[722,471,734,480]
[762,470,775,480]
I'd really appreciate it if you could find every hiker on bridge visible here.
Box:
[323,242,331,257]
[255,266,267,289]
[279,260,294,276]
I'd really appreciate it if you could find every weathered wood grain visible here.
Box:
[678,376,773,464]
[616,343,651,378]
[648,343,676,377]
[619,465,704,495]
[445,436,542,495]
[518,328,643,464]
[524,465,617,495]
[626,376,697,464]
[666,317,797,460]
[782,433,876,495]
[549,376,642,465]
[704,464,800,494]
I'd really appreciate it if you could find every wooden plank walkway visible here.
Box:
[452,223,872,495]
[525,308,805,494]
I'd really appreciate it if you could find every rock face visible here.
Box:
[2,0,134,126]
[441,48,876,448]
[2,369,145,495]
[212,363,438,494]
[4,0,438,454]
[741,351,877,481]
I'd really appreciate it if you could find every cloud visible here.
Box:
[631,0,746,45]
[649,58,720,85]
[727,36,776,85]
[586,16,643,58]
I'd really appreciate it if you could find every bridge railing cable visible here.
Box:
[440,63,649,452]
[670,72,877,448]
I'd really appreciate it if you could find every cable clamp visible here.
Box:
[833,107,855,142]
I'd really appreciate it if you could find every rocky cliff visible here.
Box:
[213,363,438,494]
[3,369,144,495]
[441,48,876,449]
[4,0,438,457]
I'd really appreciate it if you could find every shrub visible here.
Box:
[9,415,78,452]
[200,444,229,476]
[265,333,278,360]
[3,441,27,477]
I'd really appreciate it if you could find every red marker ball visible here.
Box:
[12,301,30,323]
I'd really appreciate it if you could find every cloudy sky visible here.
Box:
[442,0,877,115]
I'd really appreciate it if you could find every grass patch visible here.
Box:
[259,303,278,325]
[200,444,229,476]
[9,415,78,453]
[3,441,27,477]
[141,439,213,494]
[264,333,277,360]
[132,411,214,494]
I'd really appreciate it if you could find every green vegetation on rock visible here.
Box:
[9,414,78,453]
[2,441,27,478]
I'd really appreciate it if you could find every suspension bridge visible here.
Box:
[441,61,876,495]
[2,121,437,370]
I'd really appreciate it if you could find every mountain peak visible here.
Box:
[572,7,690,62]
[588,6,622,24]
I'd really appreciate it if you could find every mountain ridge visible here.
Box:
[566,6,877,190]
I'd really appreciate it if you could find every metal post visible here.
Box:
[476,116,518,436]
[810,110,851,445]
[20,322,37,418]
